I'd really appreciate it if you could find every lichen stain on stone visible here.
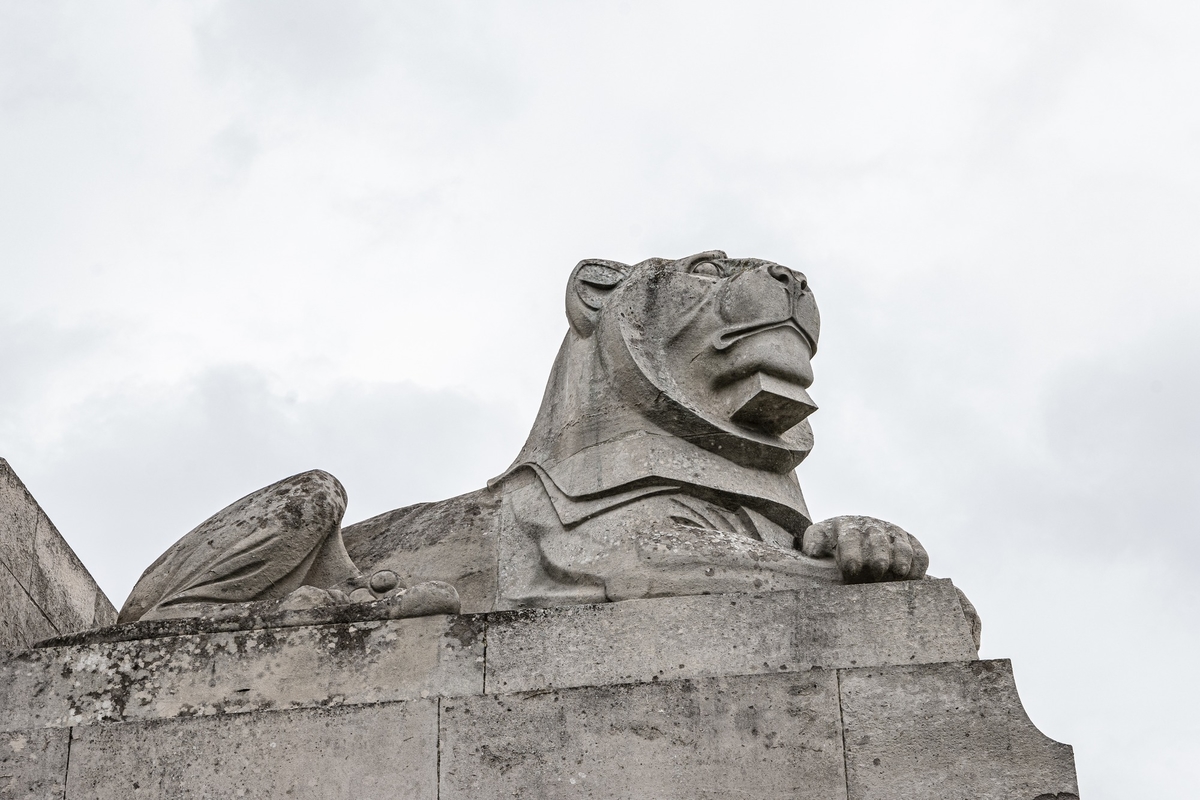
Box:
[319,622,376,656]
[446,616,482,650]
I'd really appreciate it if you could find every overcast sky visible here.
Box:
[3,1,1198,795]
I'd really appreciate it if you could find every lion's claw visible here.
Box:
[800,515,928,583]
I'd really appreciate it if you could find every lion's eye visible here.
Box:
[690,262,722,278]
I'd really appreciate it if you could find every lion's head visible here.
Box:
[510,251,821,480]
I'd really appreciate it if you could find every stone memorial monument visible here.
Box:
[1,252,1078,798]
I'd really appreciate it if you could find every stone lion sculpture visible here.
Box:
[119,251,976,641]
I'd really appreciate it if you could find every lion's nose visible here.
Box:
[766,264,807,292]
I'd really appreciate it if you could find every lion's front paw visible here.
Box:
[800,515,928,584]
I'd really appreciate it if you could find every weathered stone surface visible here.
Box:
[0,563,57,654]
[839,659,1078,800]
[118,470,360,624]
[0,458,115,651]
[0,590,1077,795]
[65,701,437,799]
[38,582,461,648]
[128,254,951,624]
[0,459,37,592]
[344,489,502,614]
[0,614,483,729]
[0,727,69,799]
[440,672,847,800]
[485,579,977,693]
[29,506,114,633]
[9,581,971,729]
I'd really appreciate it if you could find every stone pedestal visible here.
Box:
[0,579,1077,799]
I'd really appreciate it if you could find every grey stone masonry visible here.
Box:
[0,458,116,655]
[840,660,1078,800]
[0,727,70,799]
[65,701,438,799]
[5,580,962,728]
[484,578,977,693]
[1,613,485,729]
[0,581,1078,798]
[440,672,848,800]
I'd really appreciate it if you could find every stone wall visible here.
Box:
[0,458,117,654]
[0,581,1078,799]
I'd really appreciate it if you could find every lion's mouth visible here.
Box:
[711,319,812,352]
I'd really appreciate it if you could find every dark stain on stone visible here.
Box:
[627,722,664,740]
[446,615,483,650]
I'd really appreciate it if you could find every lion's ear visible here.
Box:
[566,259,629,336]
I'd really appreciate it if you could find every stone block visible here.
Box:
[0,559,57,654]
[0,614,484,729]
[485,579,976,693]
[0,459,37,593]
[440,671,847,800]
[0,457,117,640]
[28,508,111,634]
[65,700,437,799]
[839,659,1078,800]
[0,727,69,800]
[94,589,117,628]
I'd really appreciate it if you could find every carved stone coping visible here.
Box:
[1,579,977,730]
[34,591,457,649]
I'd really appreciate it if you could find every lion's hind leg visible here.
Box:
[117,470,361,623]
